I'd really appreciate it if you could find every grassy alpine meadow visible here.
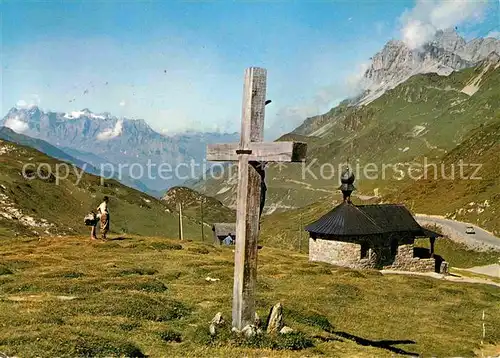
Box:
[0,235,499,357]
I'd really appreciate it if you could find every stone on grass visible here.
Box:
[205,276,220,282]
[440,261,449,275]
[241,324,260,338]
[254,312,262,327]
[266,302,284,333]
[209,312,225,336]
[280,326,294,334]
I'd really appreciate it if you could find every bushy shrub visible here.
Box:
[150,242,183,251]
[159,329,182,343]
[187,247,210,254]
[0,265,13,275]
[190,326,313,351]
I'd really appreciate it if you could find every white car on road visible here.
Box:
[465,226,476,234]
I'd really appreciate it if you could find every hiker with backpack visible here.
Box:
[96,196,110,240]
[85,211,99,241]
[84,196,110,241]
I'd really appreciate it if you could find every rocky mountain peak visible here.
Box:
[432,29,466,52]
[484,51,500,65]
[358,30,500,105]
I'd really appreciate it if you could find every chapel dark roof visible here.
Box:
[305,203,430,237]
[304,202,384,236]
[306,165,441,238]
[356,204,422,233]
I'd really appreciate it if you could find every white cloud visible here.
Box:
[119,100,126,106]
[96,120,123,140]
[15,94,41,109]
[399,0,489,49]
[31,94,41,105]
[4,116,29,133]
[346,62,371,91]
[16,100,28,108]
[486,31,500,39]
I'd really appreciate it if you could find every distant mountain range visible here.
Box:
[0,107,238,195]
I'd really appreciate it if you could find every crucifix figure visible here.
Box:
[207,67,307,330]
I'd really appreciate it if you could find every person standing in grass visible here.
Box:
[84,211,98,241]
[90,213,98,240]
[222,233,233,246]
[97,196,110,240]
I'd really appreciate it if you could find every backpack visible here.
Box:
[84,212,97,226]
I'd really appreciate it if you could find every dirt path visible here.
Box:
[460,264,500,279]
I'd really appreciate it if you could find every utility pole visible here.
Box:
[299,212,303,252]
[178,202,184,240]
[201,198,205,241]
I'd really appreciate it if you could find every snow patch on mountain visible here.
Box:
[64,109,108,120]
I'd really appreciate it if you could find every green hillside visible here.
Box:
[389,119,500,234]
[162,186,235,223]
[161,186,236,241]
[0,139,199,239]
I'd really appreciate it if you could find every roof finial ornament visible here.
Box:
[339,163,355,204]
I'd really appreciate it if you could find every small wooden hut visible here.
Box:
[212,223,236,245]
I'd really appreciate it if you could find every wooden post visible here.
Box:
[201,199,204,241]
[178,202,184,241]
[232,67,267,330]
[299,212,303,252]
[206,67,307,330]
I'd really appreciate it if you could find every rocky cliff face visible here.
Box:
[359,30,500,105]
[0,107,238,192]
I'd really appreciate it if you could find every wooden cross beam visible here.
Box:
[207,67,307,330]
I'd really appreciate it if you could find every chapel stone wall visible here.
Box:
[309,238,377,269]
[383,244,437,272]
[309,239,442,273]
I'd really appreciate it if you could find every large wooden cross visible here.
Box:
[207,67,307,330]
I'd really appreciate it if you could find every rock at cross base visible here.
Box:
[440,261,450,275]
[209,312,225,336]
[254,312,262,328]
[241,324,262,338]
[266,302,284,333]
[280,326,294,334]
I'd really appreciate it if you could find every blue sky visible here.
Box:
[2,0,499,137]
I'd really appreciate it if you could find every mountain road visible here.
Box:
[415,214,500,252]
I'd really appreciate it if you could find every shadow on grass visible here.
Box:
[289,309,418,356]
[329,331,417,356]
[109,237,133,241]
